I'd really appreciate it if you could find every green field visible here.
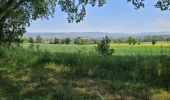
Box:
[24,43,170,55]
[0,43,170,100]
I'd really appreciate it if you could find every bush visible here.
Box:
[151,37,157,45]
[95,36,115,56]
[29,37,34,43]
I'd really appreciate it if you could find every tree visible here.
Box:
[96,36,115,56]
[36,35,42,43]
[127,0,170,10]
[0,0,169,44]
[0,0,105,44]
[65,38,71,44]
[132,38,137,45]
[166,37,170,42]
[127,37,133,45]
[74,37,82,45]
[151,37,157,45]
[54,37,59,44]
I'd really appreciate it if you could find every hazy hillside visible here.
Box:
[24,31,170,39]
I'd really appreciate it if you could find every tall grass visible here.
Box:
[0,44,169,99]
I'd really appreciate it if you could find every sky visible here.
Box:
[26,0,170,33]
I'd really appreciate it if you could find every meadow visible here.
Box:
[24,43,170,55]
[0,43,170,100]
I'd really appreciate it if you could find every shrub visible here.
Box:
[95,36,115,56]
[151,37,157,45]
[29,37,34,43]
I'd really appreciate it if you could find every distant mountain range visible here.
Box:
[23,31,170,39]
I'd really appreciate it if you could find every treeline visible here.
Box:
[22,35,95,45]
[21,35,170,45]
[49,37,96,45]
[111,35,170,45]
[112,35,170,43]
[143,35,170,42]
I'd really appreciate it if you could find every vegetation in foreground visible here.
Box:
[0,43,170,100]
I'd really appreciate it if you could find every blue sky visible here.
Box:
[26,0,170,33]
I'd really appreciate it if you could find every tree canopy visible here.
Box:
[0,0,170,44]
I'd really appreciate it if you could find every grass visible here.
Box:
[23,43,170,55]
[0,43,170,100]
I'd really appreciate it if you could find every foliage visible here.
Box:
[143,35,170,42]
[35,44,40,50]
[0,0,169,44]
[29,37,34,43]
[127,0,170,10]
[0,0,56,44]
[74,37,92,45]
[127,37,137,45]
[54,37,60,44]
[35,35,43,43]
[127,37,133,45]
[132,37,137,45]
[0,44,170,99]
[0,0,106,44]
[28,37,34,49]
[20,37,29,43]
[150,37,157,45]
[166,37,170,42]
[65,38,71,44]
[74,37,82,45]
[96,36,115,56]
